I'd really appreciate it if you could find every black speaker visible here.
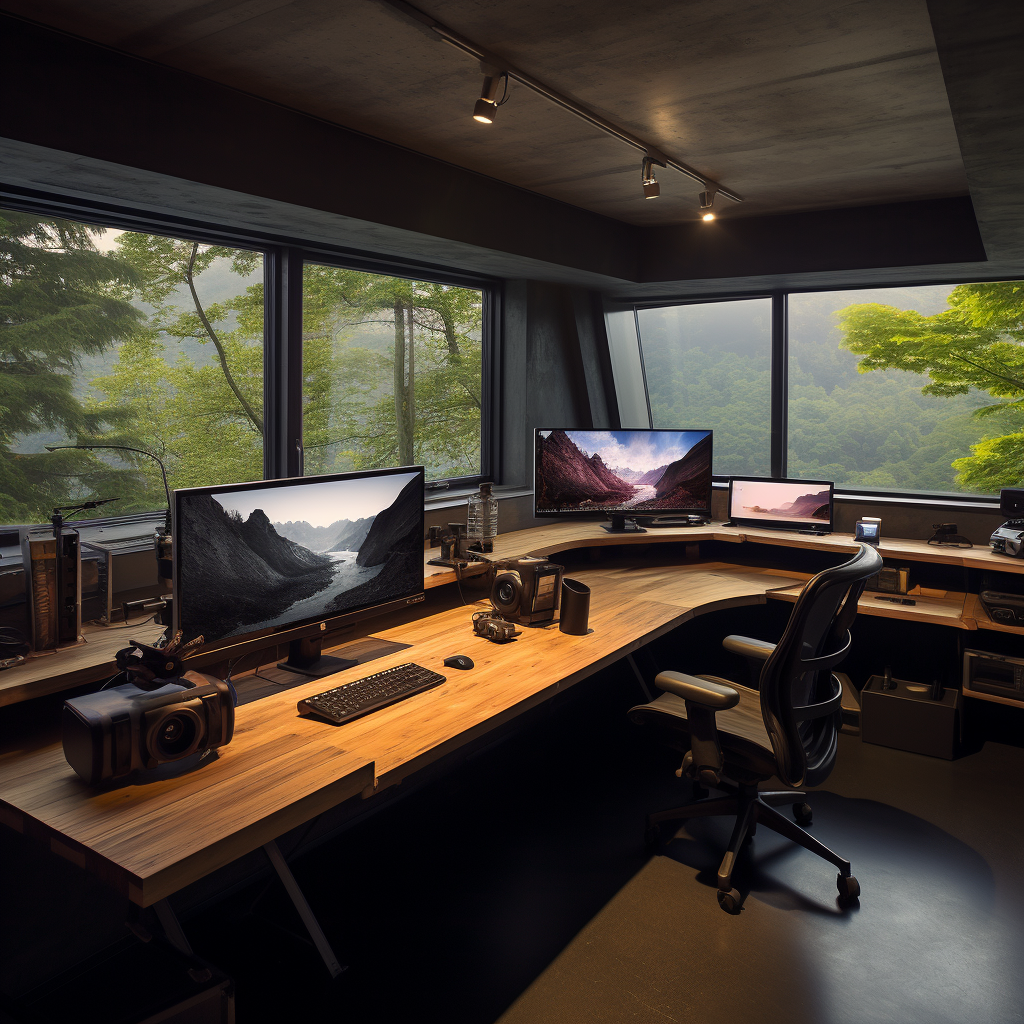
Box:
[1000,488,1024,519]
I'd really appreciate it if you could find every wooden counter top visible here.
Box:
[0,561,795,906]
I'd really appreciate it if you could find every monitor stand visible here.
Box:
[601,514,647,534]
[277,635,358,678]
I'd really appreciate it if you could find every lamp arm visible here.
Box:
[45,444,172,523]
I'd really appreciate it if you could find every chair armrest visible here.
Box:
[655,671,739,710]
[723,635,776,661]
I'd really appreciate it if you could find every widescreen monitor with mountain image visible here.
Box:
[174,466,425,678]
[534,429,713,532]
[727,477,834,533]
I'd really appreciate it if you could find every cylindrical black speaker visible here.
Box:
[559,578,592,635]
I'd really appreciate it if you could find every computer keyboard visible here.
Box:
[297,663,446,724]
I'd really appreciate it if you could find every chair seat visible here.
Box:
[629,675,779,778]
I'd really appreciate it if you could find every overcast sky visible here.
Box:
[213,471,418,527]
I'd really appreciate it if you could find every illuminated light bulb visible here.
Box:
[702,212,716,221]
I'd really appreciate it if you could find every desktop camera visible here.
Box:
[62,672,235,787]
[489,557,563,626]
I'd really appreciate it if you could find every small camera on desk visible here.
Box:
[489,557,564,625]
[854,517,881,545]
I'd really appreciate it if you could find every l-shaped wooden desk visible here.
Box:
[0,520,1022,970]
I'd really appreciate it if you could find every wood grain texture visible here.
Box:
[0,561,787,905]
[0,620,165,707]
[769,583,970,629]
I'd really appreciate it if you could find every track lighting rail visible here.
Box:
[380,0,744,204]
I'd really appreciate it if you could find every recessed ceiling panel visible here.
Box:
[0,0,968,224]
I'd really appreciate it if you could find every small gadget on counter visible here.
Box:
[62,633,234,787]
[472,611,519,642]
[443,654,474,670]
[927,523,972,547]
[989,489,1024,557]
[865,566,909,594]
[854,517,881,545]
[559,578,592,635]
[489,557,564,625]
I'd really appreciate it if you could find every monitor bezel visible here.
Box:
[533,427,714,520]
[727,475,835,532]
[172,465,425,655]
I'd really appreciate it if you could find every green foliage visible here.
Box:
[0,212,142,521]
[838,281,1024,490]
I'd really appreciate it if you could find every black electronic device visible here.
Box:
[297,662,445,724]
[964,648,1024,701]
[726,476,833,532]
[443,654,474,670]
[62,673,235,787]
[978,590,1024,626]
[861,673,959,759]
[927,523,972,547]
[489,556,564,625]
[472,611,519,642]
[173,467,425,678]
[855,518,881,545]
[534,428,712,534]
[21,525,82,650]
[1000,488,1024,519]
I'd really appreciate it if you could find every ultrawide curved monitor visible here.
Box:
[173,466,425,653]
[534,428,713,520]
[727,476,834,531]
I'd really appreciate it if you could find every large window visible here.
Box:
[624,279,1024,499]
[301,265,484,481]
[637,298,771,476]
[0,202,492,528]
[0,208,264,525]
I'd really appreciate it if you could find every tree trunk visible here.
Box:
[393,297,408,463]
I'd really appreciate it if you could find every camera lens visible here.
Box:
[497,582,516,604]
[153,711,198,759]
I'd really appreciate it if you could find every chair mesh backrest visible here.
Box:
[759,544,883,787]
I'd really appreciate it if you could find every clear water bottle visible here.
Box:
[467,482,498,553]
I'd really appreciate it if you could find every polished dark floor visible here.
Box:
[183,669,1024,1024]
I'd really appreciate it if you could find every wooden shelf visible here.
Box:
[769,584,969,629]
[962,683,1024,708]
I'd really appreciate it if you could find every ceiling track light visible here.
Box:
[641,155,662,199]
[699,189,717,221]
[382,0,743,204]
[473,62,507,123]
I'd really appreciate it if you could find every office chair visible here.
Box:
[629,543,882,912]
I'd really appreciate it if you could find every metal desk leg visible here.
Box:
[263,839,345,978]
[153,898,194,956]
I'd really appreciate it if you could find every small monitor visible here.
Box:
[535,429,713,532]
[173,467,425,676]
[727,477,834,532]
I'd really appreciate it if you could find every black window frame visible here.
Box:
[628,276,1024,510]
[0,185,499,532]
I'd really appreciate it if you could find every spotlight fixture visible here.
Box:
[641,157,660,199]
[473,63,506,123]
[699,189,716,221]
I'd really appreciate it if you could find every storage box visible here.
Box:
[860,674,961,759]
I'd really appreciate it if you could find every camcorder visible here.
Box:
[488,556,564,626]
[62,633,235,787]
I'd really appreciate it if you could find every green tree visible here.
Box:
[0,211,142,521]
[838,281,1024,491]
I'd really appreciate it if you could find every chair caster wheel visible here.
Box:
[717,888,741,913]
[644,824,661,852]
[793,802,813,825]
[837,874,860,902]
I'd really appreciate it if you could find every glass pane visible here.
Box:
[0,208,265,525]
[636,298,771,475]
[788,283,1024,496]
[301,265,483,481]
[604,308,650,428]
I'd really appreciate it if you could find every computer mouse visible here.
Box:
[443,655,474,670]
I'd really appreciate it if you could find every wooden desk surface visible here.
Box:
[0,561,796,907]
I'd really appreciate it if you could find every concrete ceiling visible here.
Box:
[0,0,969,226]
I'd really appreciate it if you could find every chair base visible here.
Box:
[647,781,857,910]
